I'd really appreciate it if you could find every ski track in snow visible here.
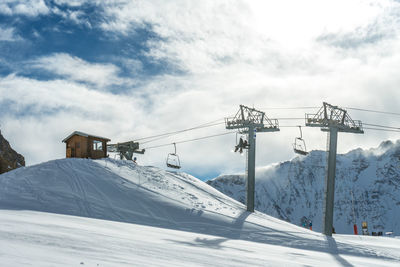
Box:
[0,158,400,266]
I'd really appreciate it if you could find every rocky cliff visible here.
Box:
[0,130,25,174]
[207,140,400,235]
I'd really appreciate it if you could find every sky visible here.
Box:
[1,0,400,180]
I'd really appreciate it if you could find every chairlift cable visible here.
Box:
[345,107,400,116]
[140,122,225,144]
[363,123,400,130]
[260,105,400,116]
[136,120,225,142]
[279,125,305,127]
[125,106,400,148]
[257,105,400,117]
[274,118,305,120]
[364,127,400,133]
[144,132,235,150]
[260,107,319,110]
[278,125,400,131]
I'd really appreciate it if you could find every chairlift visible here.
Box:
[234,133,249,153]
[293,126,308,156]
[166,143,181,169]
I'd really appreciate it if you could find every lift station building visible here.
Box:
[62,131,110,159]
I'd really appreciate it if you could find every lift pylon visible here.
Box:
[107,141,145,160]
[226,105,279,212]
[305,102,363,236]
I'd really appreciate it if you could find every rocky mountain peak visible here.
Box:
[0,130,25,174]
[208,140,400,235]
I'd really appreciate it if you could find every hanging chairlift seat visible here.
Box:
[166,153,181,169]
[234,134,249,153]
[293,137,308,155]
[166,143,181,169]
[293,126,308,156]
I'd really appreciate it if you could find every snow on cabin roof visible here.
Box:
[62,131,111,143]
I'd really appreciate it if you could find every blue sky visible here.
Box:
[0,2,167,82]
[1,0,400,180]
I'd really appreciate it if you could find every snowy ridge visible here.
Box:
[208,140,400,235]
[0,158,247,234]
[0,158,316,240]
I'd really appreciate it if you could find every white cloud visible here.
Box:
[0,26,21,41]
[2,46,400,175]
[119,58,143,74]
[95,0,400,74]
[0,0,49,16]
[50,6,92,28]
[0,74,148,164]
[2,0,400,178]
[54,0,89,7]
[0,0,91,27]
[31,53,128,88]
[53,0,88,7]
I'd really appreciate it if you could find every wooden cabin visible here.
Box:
[62,131,110,159]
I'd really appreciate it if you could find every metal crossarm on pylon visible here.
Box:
[225,105,279,212]
[305,102,364,134]
[225,105,280,133]
[305,102,364,236]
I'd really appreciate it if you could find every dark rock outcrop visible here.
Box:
[0,130,25,174]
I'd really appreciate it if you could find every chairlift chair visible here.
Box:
[234,133,249,153]
[166,143,181,169]
[293,126,308,156]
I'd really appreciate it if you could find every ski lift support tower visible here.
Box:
[305,102,363,236]
[226,105,280,212]
[107,141,145,160]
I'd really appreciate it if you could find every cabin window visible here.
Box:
[76,142,80,148]
[93,140,103,151]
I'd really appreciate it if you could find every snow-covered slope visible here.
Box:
[1,157,400,266]
[0,158,251,235]
[2,209,400,267]
[207,140,400,235]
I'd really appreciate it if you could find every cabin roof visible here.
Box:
[62,131,111,143]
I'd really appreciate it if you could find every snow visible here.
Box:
[1,158,400,266]
[2,210,400,266]
[61,131,110,143]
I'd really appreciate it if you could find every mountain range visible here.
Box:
[207,140,400,235]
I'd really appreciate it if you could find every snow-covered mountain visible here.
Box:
[1,157,400,266]
[207,140,400,235]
